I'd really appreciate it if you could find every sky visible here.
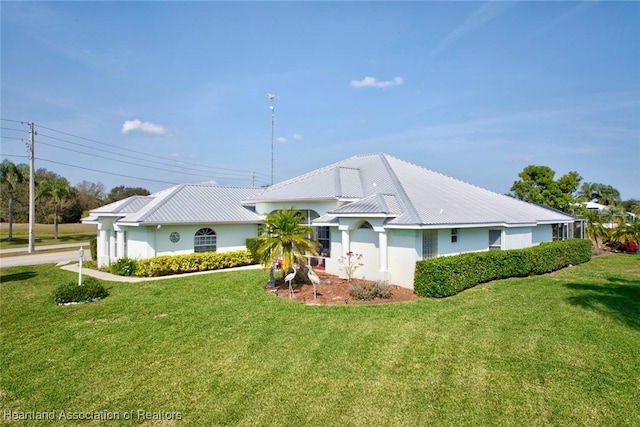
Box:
[1,1,639,200]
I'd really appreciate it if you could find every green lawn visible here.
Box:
[1,255,638,426]
[0,223,96,249]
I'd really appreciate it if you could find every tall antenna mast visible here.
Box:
[268,93,276,186]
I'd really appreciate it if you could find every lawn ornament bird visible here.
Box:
[308,266,320,301]
[284,264,298,298]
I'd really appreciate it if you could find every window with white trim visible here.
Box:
[489,230,502,251]
[451,228,458,243]
[194,227,216,253]
[422,230,438,259]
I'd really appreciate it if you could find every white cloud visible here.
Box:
[293,134,303,141]
[276,136,288,143]
[350,76,404,89]
[121,119,168,135]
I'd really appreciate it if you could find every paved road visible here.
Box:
[0,243,91,268]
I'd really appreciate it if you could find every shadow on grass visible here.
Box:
[0,271,38,283]
[565,276,640,330]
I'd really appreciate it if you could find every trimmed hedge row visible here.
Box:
[414,239,592,298]
[133,250,254,277]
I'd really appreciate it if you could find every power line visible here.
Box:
[37,157,182,186]
[35,123,269,178]
[38,133,258,179]
[38,139,261,182]
[2,119,272,187]
[0,118,29,124]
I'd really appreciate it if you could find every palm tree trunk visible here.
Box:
[54,203,59,239]
[8,192,14,241]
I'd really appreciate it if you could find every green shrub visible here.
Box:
[414,239,592,298]
[349,281,392,301]
[135,250,254,277]
[110,257,138,276]
[52,277,108,305]
[89,237,97,261]
[245,238,260,264]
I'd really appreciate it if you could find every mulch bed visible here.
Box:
[266,270,419,305]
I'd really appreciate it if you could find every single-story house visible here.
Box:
[84,153,579,289]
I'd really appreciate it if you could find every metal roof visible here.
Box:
[249,153,574,226]
[90,185,263,225]
[88,154,574,228]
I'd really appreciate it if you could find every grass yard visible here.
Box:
[1,255,638,426]
[0,223,96,250]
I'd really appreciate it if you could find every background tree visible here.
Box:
[584,210,608,249]
[37,177,75,239]
[576,182,621,206]
[74,180,106,216]
[621,199,640,216]
[0,159,25,241]
[509,165,582,213]
[105,185,150,204]
[613,218,640,253]
[255,208,319,277]
[596,184,621,206]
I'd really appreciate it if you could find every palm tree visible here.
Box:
[585,210,607,249]
[613,218,640,254]
[0,160,25,241]
[597,184,621,207]
[37,177,73,239]
[576,182,599,202]
[255,208,319,278]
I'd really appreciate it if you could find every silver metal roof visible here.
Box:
[90,185,263,225]
[249,153,575,226]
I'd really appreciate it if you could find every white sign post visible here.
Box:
[78,246,84,286]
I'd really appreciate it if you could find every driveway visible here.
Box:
[0,243,90,268]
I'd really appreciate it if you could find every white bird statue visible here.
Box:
[284,264,298,298]
[308,266,321,301]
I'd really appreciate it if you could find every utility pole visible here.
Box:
[251,171,256,188]
[268,93,276,186]
[28,122,36,253]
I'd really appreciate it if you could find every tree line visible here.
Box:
[0,159,150,230]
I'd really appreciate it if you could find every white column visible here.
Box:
[341,229,350,255]
[109,230,116,264]
[98,228,109,267]
[117,230,126,259]
[378,230,388,272]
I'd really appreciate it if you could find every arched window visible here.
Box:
[194,228,216,253]
[359,221,373,229]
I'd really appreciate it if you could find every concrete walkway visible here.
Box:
[60,263,263,282]
[0,242,90,255]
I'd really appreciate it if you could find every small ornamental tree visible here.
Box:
[255,208,319,278]
[338,251,364,282]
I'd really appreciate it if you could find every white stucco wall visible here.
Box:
[532,224,552,244]
[504,227,533,250]
[153,224,258,256]
[100,223,258,265]
[347,228,380,281]
[387,229,420,288]
[438,227,494,256]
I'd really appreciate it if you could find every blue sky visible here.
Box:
[2,1,639,199]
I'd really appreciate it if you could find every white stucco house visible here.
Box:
[84,153,579,289]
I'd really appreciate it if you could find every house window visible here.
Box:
[422,230,438,259]
[552,224,568,241]
[359,221,373,229]
[316,226,331,258]
[194,228,216,253]
[451,228,458,243]
[489,230,502,251]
